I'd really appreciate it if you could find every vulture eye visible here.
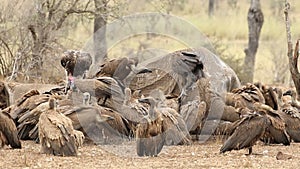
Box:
[61,60,66,67]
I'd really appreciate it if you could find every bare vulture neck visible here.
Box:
[49,98,57,110]
[148,100,159,119]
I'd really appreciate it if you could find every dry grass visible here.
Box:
[1,139,300,169]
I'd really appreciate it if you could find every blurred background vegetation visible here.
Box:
[0,0,299,85]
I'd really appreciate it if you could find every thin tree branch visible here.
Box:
[284,0,300,100]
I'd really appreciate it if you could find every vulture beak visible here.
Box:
[129,64,152,74]
[96,114,115,122]
[138,98,150,104]
[136,67,152,74]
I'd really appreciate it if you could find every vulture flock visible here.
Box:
[0,48,299,158]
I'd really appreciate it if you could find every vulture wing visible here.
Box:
[39,110,78,156]
[280,106,300,142]
[220,113,268,153]
[136,118,165,157]
[161,108,191,145]
[0,111,21,148]
[17,102,49,140]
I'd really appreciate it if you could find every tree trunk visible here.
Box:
[208,0,215,17]
[242,0,264,83]
[284,1,300,100]
[94,0,108,64]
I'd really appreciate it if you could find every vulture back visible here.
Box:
[220,112,268,153]
[39,98,83,156]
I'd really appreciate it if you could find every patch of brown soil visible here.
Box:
[0,140,299,169]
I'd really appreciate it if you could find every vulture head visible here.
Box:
[138,96,163,121]
[49,97,58,110]
[61,50,92,92]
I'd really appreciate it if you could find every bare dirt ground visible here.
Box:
[1,138,300,169]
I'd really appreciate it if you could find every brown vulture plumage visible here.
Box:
[38,97,84,156]
[220,111,269,155]
[148,89,191,145]
[136,97,165,157]
[136,90,191,157]
[283,89,300,109]
[63,104,131,144]
[3,89,49,140]
[60,50,92,77]
[126,48,240,99]
[225,83,265,110]
[0,81,9,110]
[3,89,68,141]
[280,107,300,142]
[17,101,49,141]
[126,49,205,98]
[60,92,129,144]
[220,102,290,155]
[254,82,280,110]
[10,90,49,121]
[276,89,300,142]
[94,57,139,81]
[253,102,290,146]
[0,110,21,148]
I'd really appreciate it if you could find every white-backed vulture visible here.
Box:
[148,89,191,145]
[280,108,300,142]
[0,110,21,148]
[220,103,290,155]
[264,88,300,143]
[283,89,300,109]
[136,91,191,156]
[10,90,50,120]
[38,97,84,156]
[2,89,69,141]
[126,49,205,98]
[63,105,132,144]
[94,57,138,81]
[253,103,290,146]
[17,101,49,141]
[126,48,240,98]
[1,90,48,140]
[254,82,280,110]
[61,92,130,144]
[136,97,165,157]
[220,111,269,155]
